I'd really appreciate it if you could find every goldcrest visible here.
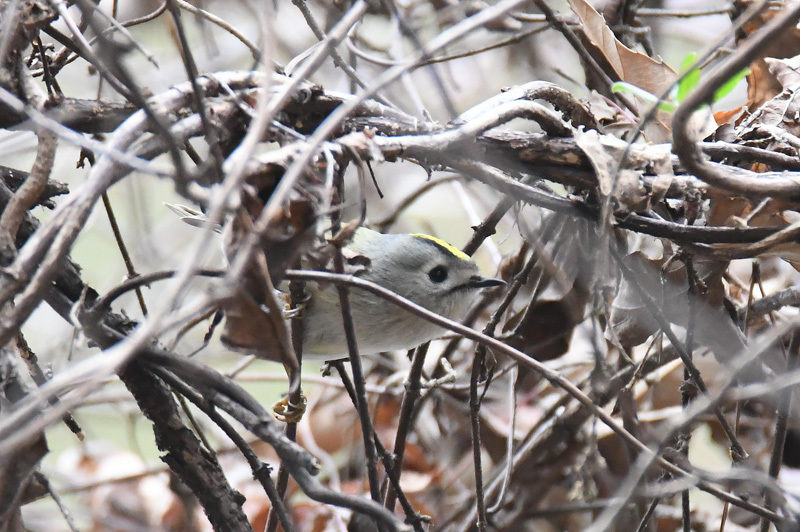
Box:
[166,204,504,359]
[301,227,504,358]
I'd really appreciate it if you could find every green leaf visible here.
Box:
[713,68,750,102]
[611,81,677,112]
[680,52,698,74]
[677,53,701,103]
[677,68,701,103]
[611,81,655,102]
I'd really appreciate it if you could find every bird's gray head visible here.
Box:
[351,229,504,320]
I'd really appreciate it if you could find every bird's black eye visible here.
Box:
[428,265,448,283]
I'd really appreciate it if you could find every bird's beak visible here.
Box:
[467,276,506,289]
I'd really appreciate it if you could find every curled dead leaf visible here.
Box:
[573,129,647,210]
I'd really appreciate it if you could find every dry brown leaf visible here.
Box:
[220,185,315,365]
[748,58,785,110]
[567,0,676,96]
[743,1,800,109]
[714,106,745,126]
[706,194,800,270]
[505,299,585,361]
[608,252,740,355]
[567,0,679,141]
[298,389,360,454]
[707,194,790,229]
[740,83,800,138]
[58,444,188,531]
[220,283,293,363]
[573,129,647,210]
[648,145,675,205]
[290,500,338,532]
[766,55,800,87]
[584,90,633,136]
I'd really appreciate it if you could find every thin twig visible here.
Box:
[609,246,748,462]
[759,334,799,532]
[281,269,782,524]
[383,343,428,511]
[331,244,386,528]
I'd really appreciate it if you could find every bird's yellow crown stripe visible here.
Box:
[411,234,470,261]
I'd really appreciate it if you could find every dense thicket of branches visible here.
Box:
[3,0,800,531]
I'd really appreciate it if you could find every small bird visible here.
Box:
[300,227,505,358]
[165,204,504,357]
